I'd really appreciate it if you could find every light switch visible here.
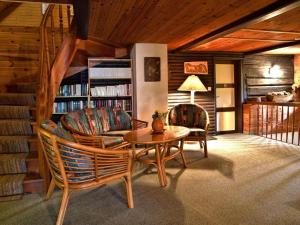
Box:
[208,87,212,91]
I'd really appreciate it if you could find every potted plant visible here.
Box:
[151,110,167,133]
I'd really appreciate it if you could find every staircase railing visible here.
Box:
[244,102,300,146]
[37,4,74,185]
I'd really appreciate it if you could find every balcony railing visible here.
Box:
[243,102,300,146]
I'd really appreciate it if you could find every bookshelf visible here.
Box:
[52,58,134,121]
[52,70,88,116]
[88,58,133,114]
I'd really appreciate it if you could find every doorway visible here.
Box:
[215,61,241,133]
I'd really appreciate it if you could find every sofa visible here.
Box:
[60,107,148,146]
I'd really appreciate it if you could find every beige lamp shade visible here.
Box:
[178,75,207,92]
[178,75,207,104]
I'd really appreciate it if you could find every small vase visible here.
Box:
[152,118,164,133]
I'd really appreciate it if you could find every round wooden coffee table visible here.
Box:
[124,126,190,187]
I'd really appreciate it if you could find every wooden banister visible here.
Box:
[37,4,75,188]
[243,101,300,146]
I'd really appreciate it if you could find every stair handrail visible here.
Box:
[37,4,73,187]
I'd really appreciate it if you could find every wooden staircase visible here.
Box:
[0,83,44,201]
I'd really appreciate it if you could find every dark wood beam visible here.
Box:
[245,40,300,55]
[73,0,89,39]
[173,0,300,52]
[0,3,21,22]
[242,28,300,35]
[1,0,71,4]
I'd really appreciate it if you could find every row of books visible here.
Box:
[57,83,88,97]
[89,68,131,79]
[53,101,88,113]
[90,84,132,97]
[90,99,132,111]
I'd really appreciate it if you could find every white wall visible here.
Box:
[131,43,168,124]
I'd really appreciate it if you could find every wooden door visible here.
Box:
[215,63,237,133]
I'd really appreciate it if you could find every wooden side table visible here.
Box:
[124,126,190,187]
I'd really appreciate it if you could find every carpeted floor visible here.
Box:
[1,134,300,225]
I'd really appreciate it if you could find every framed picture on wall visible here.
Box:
[144,57,161,81]
[184,61,208,74]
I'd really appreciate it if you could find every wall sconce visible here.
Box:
[269,65,283,77]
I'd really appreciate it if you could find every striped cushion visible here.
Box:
[64,111,92,135]
[109,108,131,131]
[40,119,75,142]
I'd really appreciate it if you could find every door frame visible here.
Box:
[214,59,242,134]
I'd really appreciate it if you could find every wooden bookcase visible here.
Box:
[52,58,134,121]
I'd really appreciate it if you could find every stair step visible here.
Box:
[0,136,37,153]
[0,153,28,174]
[0,120,33,135]
[23,174,44,193]
[0,174,26,197]
[0,106,31,119]
[0,93,35,106]
[6,83,37,94]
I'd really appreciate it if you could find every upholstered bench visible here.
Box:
[60,107,148,147]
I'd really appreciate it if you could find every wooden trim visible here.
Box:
[222,37,292,43]
[245,40,300,55]
[242,28,300,35]
[2,0,71,3]
[0,3,21,22]
[173,0,300,52]
[216,107,236,112]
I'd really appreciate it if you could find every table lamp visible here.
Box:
[178,75,207,104]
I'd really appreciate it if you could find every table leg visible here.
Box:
[155,144,167,187]
[179,139,187,168]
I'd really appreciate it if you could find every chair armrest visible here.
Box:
[74,134,130,150]
[131,118,148,130]
[73,134,106,148]
[110,142,131,150]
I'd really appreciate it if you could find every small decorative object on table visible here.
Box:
[151,110,167,133]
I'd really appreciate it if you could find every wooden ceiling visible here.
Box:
[86,0,300,54]
[2,0,300,54]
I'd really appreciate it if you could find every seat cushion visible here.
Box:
[103,136,124,147]
[104,130,131,137]
[189,128,206,137]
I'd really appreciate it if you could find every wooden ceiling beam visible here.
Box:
[173,0,300,52]
[1,0,71,4]
[242,28,300,35]
[73,0,89,39]
[245,40,300,55]
[0,3,21,22]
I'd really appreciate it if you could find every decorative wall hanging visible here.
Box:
[144,57,161,81]
[184,61,208,74]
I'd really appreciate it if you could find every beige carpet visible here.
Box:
[1,134,300,225]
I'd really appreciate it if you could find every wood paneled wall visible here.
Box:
[1,3,69,28]
[168,53,215,134]
[0,26,40,92]
[243,55,294,99]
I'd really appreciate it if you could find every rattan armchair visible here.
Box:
[168,103,210,157]
[38,127,134,225]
